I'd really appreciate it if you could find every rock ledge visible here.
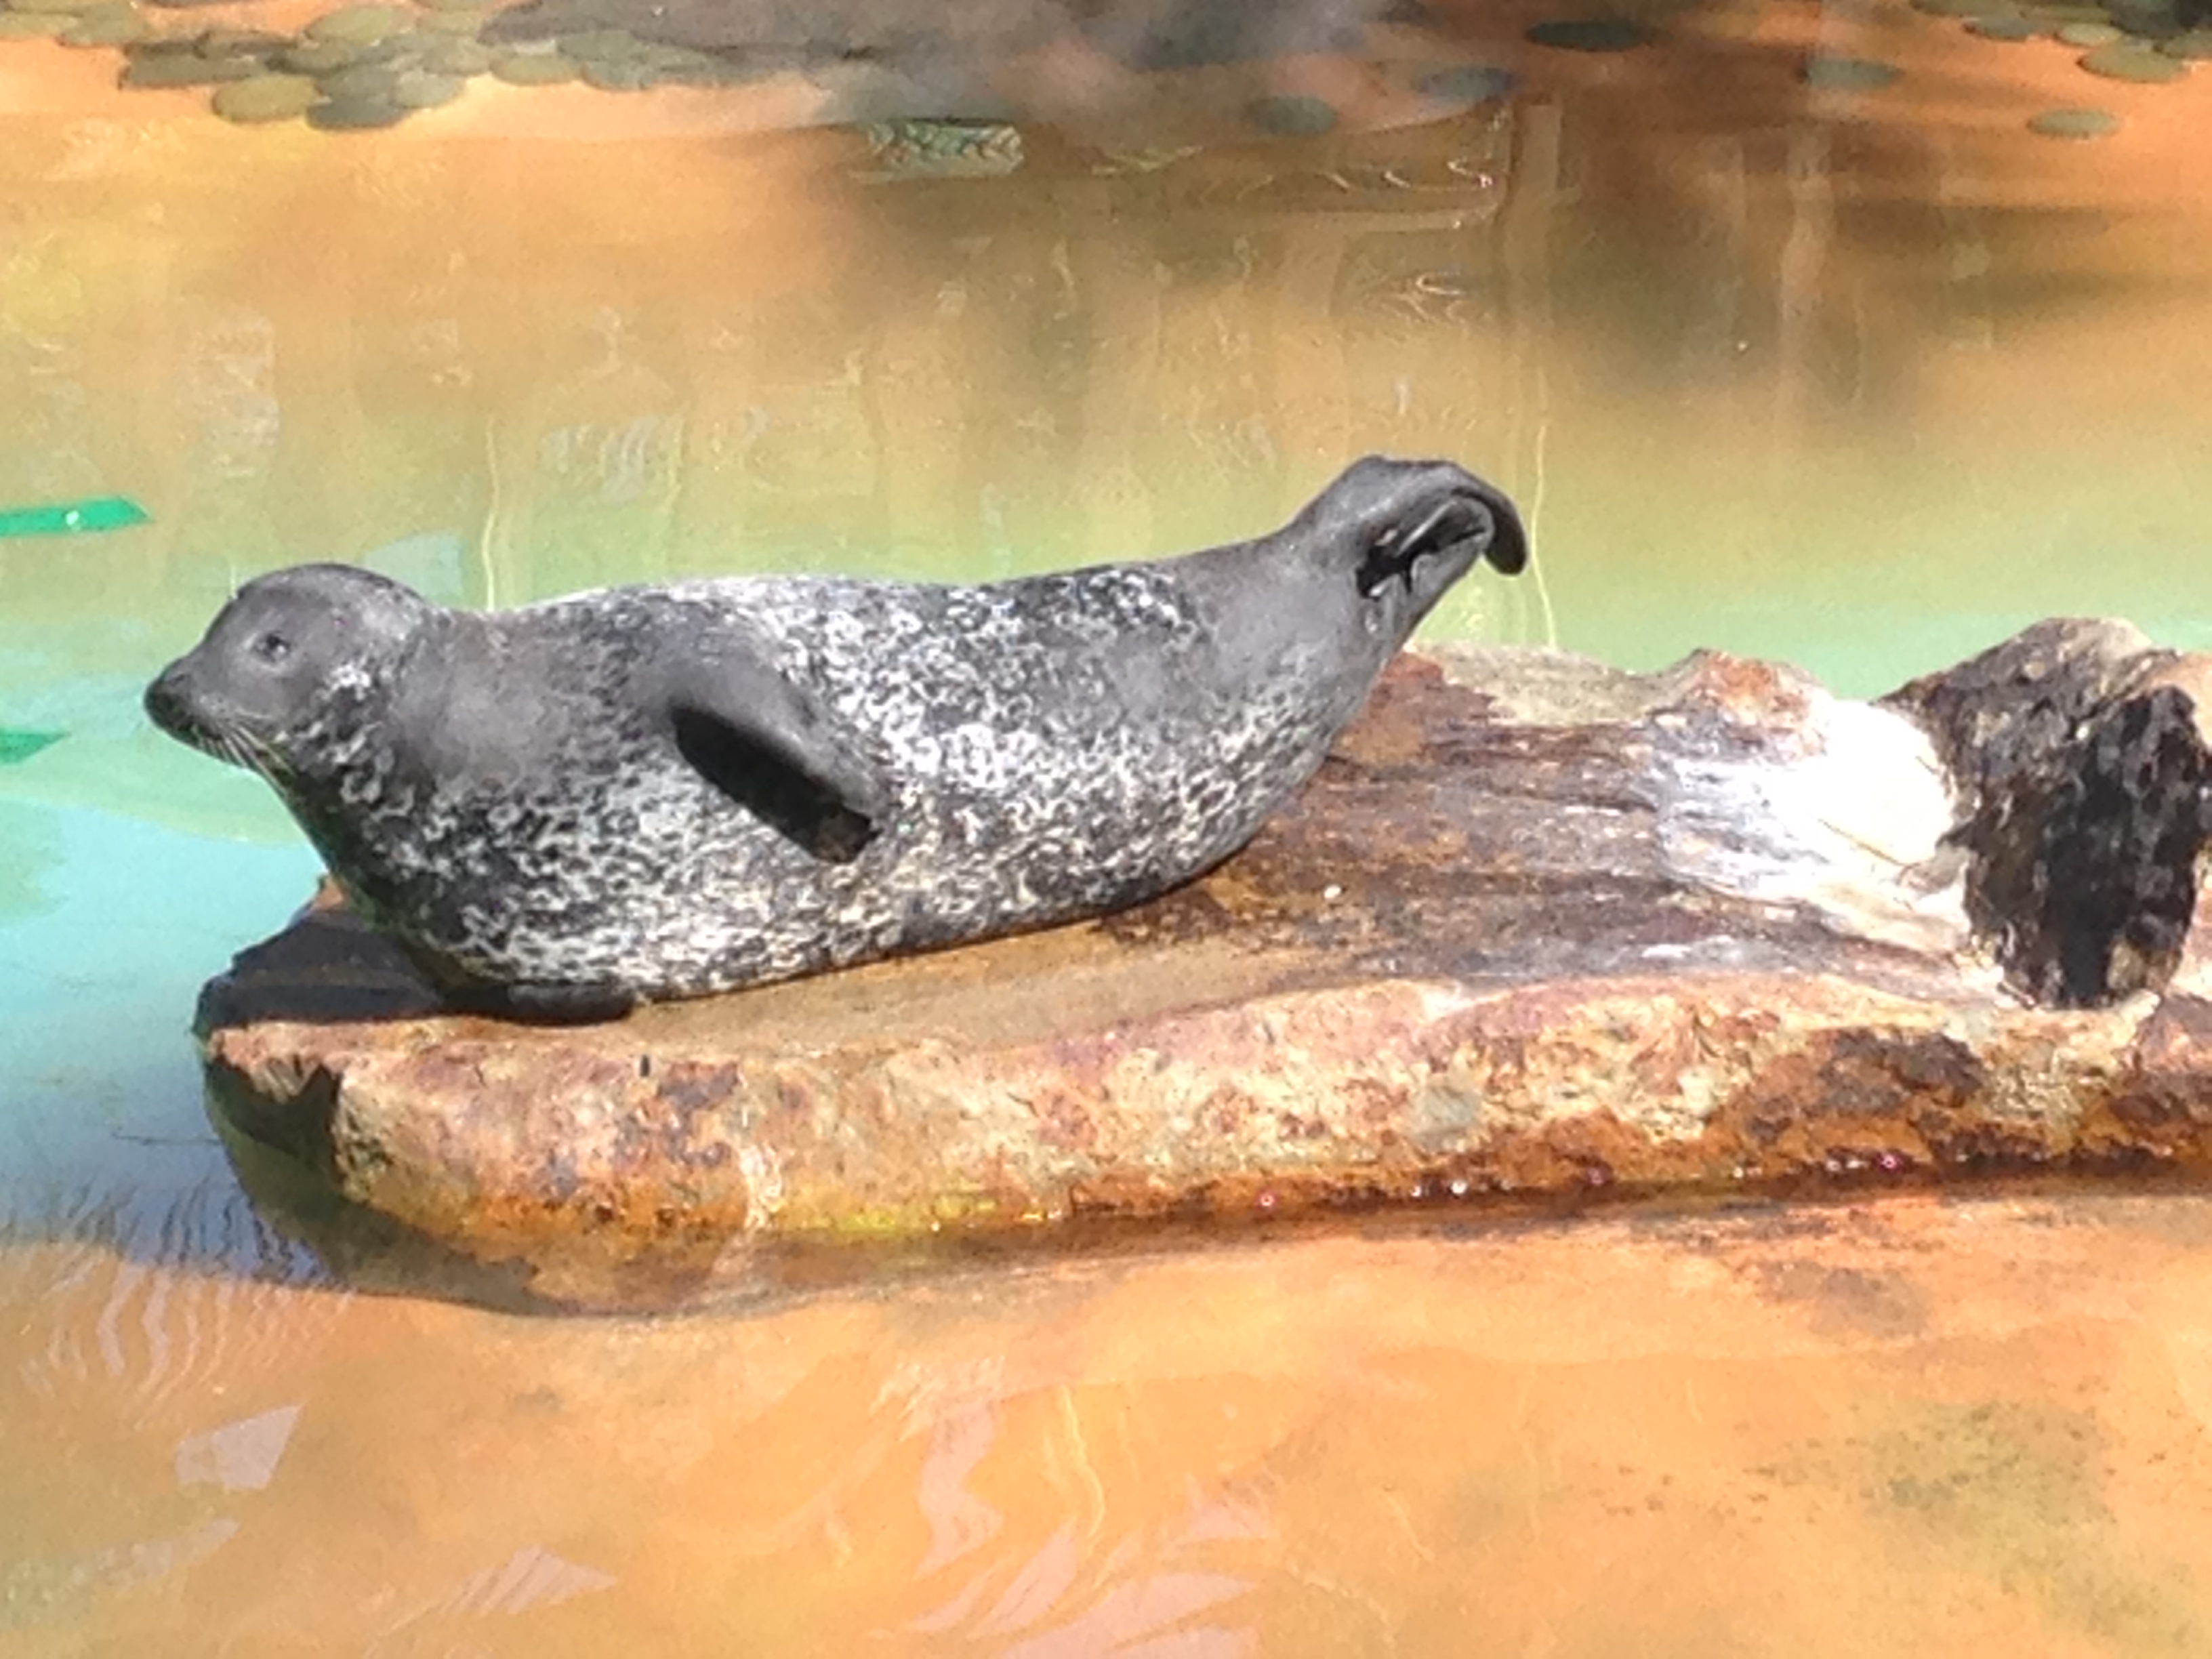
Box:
[199,622,2212,1310]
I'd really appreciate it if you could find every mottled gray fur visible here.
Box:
[147,455,1525,1019]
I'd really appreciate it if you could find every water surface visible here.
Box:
[3,0,2212,1648]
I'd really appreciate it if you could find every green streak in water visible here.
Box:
[0,729,64,766]
[0,496,150,536]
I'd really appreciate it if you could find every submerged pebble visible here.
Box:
[2104,0,2182,35]
[314,60,400,99]
[581,56,658,89]
[392,66,463,105]
[1525,16,1657,49]
[1911,0,2012,17]
[0,10,67,31]
[60,7,151,46]
[306,93,406,127]
[413,9,487,36]
[1244,92,1338,135]
[2158,28,2212,54]
[558,26,642,60]
[211,71,319,121]
[2028,104,2119,134]
[121,50,257,85]
[490,48,579,83]
[1802,54,1902,87]
[282,36,403,71]
[647,46,722,81]
[1967,14,2045,37]
[2078,39,2189,75]
[2056,20,2124,42]
[304,4,409,44]
[200,26,290,57]
[3,0,90,15]
[1416,64,1517,102]
[419,35,489,73]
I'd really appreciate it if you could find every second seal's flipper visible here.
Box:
[663,649,890,863]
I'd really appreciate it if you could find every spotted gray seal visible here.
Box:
[146,455,1527,1021]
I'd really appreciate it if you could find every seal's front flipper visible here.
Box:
[665,651,890,863]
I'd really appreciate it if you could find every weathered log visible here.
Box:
[196,621,2212,1311]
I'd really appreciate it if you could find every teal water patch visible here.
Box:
[0,800,320,1221]
[0,497,150,537]
[0,729,64,766]
[362,529,470,605]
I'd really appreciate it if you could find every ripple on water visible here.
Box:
[1,1178,341,1433]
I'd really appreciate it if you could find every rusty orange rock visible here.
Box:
[197,623,2212,1311]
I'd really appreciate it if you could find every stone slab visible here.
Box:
[197,623,2212,1310]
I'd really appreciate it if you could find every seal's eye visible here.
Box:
[251,632,293,665]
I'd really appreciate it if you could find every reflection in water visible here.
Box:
[3,1179,338,1427]
[5,1194,2212,1650]
[0,803,63,919]
[1,0,2211,1647]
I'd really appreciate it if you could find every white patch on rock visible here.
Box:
[1658,691,1970,956]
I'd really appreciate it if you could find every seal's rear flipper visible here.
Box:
[1355,480,1527,599]
[666,653,890,863]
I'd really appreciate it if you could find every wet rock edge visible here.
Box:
[192,621,2212,1312]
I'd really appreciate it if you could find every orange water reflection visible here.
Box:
[7,1191,2212,1653]
[4,3,2211,720]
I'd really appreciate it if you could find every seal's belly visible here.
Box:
[534,688,1317,996]
[400,680,1324,998]
[347,569,1355,999]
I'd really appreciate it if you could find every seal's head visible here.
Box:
[145,563,434,778]
[1290,455,1528,642]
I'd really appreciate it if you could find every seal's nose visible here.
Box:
[144,663,192,739]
